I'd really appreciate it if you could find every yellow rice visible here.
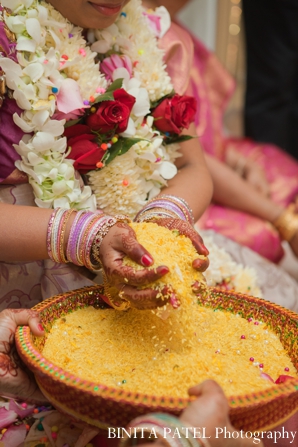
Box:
[43,306,296,397]
[42,222,297,397]
[105,222,206,312]
[124,222,205,295]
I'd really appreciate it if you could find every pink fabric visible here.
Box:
[181,29,298,263]
[263,413,298,447]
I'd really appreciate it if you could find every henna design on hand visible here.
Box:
[0,353,17,378]
[117,284,170,310]
[9,309,40,319]
[99,220,173,309]
[117,222,139,252]
[0,309,47,402]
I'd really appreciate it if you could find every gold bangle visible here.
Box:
[59,209,76,263]
[273,204,298,242]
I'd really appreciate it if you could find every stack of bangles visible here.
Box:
[46,208,130,270]
[119,413,210,447]
[273,203,298,243]
[135,195,195,226]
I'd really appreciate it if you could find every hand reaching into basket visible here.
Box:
[0,309,47,403]
[225,147,270,198]
[97,221,171,310]
[135,195,210,272]
[153,218,209,272]
[121,380,263,447]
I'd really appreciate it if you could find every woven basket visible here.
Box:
[15,286,298,432]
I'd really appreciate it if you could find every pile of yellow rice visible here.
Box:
[42,222,297,397]
[105,222,206,312]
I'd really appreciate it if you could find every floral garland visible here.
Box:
[0,0,196,216]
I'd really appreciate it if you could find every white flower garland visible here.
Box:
[201,234,262,297]
[1,0,175,213]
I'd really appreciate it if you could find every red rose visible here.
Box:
[86,88,136,134]
[152,94,197,134]
[65,124,105,173]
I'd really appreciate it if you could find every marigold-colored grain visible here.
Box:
[43,306,297,397]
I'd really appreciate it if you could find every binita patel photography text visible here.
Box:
[108,426,297,444]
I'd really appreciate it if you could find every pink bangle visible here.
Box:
[66,211,91,265]
[135,195,194,225]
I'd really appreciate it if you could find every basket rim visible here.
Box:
[15,285,298,412]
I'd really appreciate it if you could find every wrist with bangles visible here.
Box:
[272,203,298,242]
[119,413,211,447]
[46,208,130,271]
[135,195,195,226]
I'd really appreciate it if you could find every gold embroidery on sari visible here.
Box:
[0,169,28,185]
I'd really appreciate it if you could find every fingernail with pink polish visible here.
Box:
[38,324,44,332]
[159,266,169,275]
[202,245,209,255]
[141,254,153,267]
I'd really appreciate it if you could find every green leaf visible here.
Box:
[165,134,197,144]
[93,79,124,104]
[93,91,115,104]
[64,118,82,128]
[103,137,145,165]
[106,78,124,92]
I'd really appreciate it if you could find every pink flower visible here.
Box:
[52,108,84,122]
[100,54,133,81]
[0,408,17,429]
[143,12,162,36]
[56,78,84,114]
[1,424,27,447]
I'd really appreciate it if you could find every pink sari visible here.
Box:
[163,25,298,263]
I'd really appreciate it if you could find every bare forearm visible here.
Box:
[206,154,282,223]
[162,163,213,221]
[0,204,53,262]
[160,124,213,221]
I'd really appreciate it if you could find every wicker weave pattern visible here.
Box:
[15,286,298,432]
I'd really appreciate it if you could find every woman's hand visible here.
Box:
[225,147,270,198]
[153,218,209,272]
[180,380,263,447]
[244,162,270,197]
[0,309,47,403]
[99,222,170,310]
